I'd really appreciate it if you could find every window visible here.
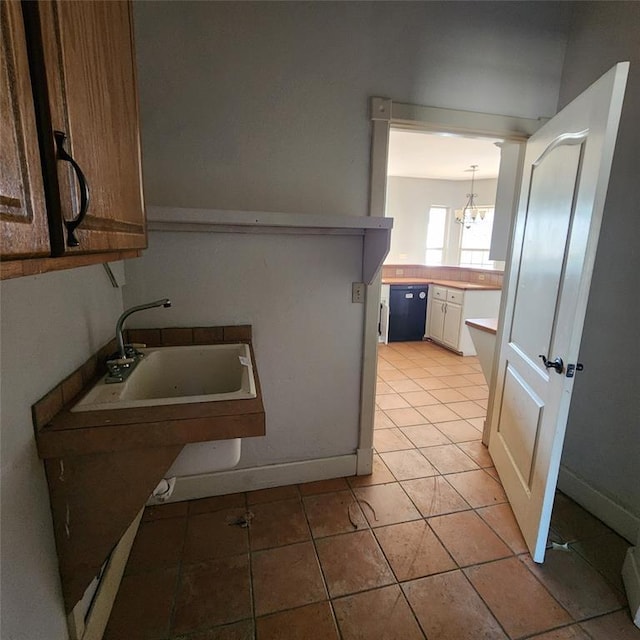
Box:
[425,206,447,265]
[422,205,498,268]
[458,206,495,267]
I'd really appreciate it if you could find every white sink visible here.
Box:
[72,343,257,412]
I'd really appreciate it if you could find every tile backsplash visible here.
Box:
[382,264,504,287]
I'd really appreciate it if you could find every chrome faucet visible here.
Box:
[115,298,172,359]
[106,298,172,383]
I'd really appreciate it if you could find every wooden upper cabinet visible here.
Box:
[32,0,146,255]
[0,1,50,259]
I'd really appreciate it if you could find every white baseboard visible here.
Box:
[623,547,640,629]
[67,509,144,640]
[558,465,639,543]
[150,454,358,504]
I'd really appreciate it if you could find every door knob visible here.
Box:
[538,355,564,374]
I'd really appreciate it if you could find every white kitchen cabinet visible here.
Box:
[428,294,446,343]
[427,285,501,355]
[442,301,462,347]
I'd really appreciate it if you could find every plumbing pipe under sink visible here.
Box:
[167,439,242,477]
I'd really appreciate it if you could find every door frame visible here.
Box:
[358,97,543,473]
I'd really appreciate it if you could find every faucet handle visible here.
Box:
[122,344,144,359]
[105,356,135,382]
[130,343,147,349]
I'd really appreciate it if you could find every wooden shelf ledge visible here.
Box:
[147,206,393,285]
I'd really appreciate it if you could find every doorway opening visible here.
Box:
[364,61,630,575]
[380,128,506,349]
[385,128,504,270]
[359,99,536,483]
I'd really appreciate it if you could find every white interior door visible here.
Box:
[488,63,629,563]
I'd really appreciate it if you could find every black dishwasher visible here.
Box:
[388,285,429,342]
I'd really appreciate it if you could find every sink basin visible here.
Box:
[72,343,257,412]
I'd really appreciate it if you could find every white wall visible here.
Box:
[133,1,570,215]
[386,177,498,264]
[557,2,640,537]
[0,267,124,640]
[123,230,364,469]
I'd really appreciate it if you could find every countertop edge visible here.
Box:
[465,318,498,335]
[382,277,501,291]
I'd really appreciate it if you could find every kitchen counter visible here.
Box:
[464,318,499,383]
[382,277,501,291]
[465,317,498,335]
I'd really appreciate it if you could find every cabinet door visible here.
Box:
[0,1,49,259]
[429,300,446,342]
[30,1,146,255]
[443,302,462,348]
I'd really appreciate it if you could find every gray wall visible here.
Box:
[123,230,364,470]
[133,0,570,214]
[559,2,640,534]
[0,267,124,639]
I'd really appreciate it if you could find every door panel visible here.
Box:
[443,303,461,348]
[497,364,544,487]
[489,63,629,563]
[510,142,583,364]
[0,1,49,258]
[429,301,445,342]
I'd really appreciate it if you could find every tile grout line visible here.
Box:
[170,497,254,639]
[298,484,345,640]
[167,511,190,639]
[518,621,594,640]
[243,490,257,639]
[367,510,446,640]
[512,548,628,625]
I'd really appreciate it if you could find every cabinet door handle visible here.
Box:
[54,131,90,247]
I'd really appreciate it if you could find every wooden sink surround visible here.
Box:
[32,325,265,612]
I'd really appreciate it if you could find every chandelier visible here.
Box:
[455,164,485,228]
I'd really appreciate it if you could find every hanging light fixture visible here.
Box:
[455,164,485,228]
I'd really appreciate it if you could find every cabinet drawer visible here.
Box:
[432,286,447,301]
[446,289,464,304]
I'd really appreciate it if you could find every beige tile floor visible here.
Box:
[105,340,639,640]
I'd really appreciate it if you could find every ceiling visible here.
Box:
[387,129,503,181]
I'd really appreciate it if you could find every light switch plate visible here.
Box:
[352,282,365,303]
